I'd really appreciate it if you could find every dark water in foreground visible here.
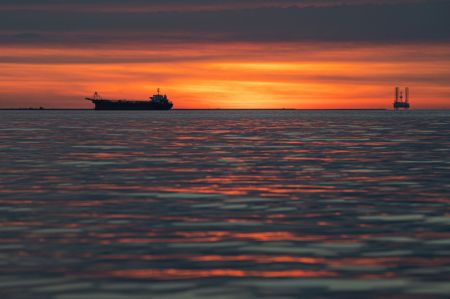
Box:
[0,110,449,299]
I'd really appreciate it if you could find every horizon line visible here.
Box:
[0,108,394,111]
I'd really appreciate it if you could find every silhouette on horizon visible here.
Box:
[394,87,410,110]
[85,89,173,110]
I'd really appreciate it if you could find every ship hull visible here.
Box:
[87,99,173,110]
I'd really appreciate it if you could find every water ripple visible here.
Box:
[0,110,449,298]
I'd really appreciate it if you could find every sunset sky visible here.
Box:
[1,0,449,109]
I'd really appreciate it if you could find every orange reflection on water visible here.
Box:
[92,153,134,159]
[68,201,104,207]
[38,251,450,269]
[329,257,450,267]
[190,255,323,264]
[108,268,336,279]
[149,186,247,195]
[87,231,326,244]
[174,231,326,242]
[234,232,326,241]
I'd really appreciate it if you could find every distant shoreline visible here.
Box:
[0,108,389,111]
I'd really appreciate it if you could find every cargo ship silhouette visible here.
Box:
[85,89,173,110]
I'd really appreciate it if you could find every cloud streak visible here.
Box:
[1,1,445,12]
[0,43,449,109]
[0,1,449,44]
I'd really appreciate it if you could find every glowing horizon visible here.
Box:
[0,42,449,109]
[1,0,449,109]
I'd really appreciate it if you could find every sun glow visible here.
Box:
[0,43,449,109]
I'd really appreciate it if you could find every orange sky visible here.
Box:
[1,42,449,109]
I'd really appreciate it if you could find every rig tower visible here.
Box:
[394,87,410,110]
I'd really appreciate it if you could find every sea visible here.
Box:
[0,110,449,299]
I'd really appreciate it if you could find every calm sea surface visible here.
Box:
[0,110,449,299]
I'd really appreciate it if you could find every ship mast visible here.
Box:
[93,91,102,100]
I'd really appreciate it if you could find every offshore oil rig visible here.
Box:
[394,87,410,110]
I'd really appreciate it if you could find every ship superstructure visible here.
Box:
[394,87,410,110]
[85,89,173,110]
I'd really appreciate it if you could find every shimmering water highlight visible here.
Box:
[0,110,449,299]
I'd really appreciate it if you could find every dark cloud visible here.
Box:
[0,1,449,45]
[0,0,444,12]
